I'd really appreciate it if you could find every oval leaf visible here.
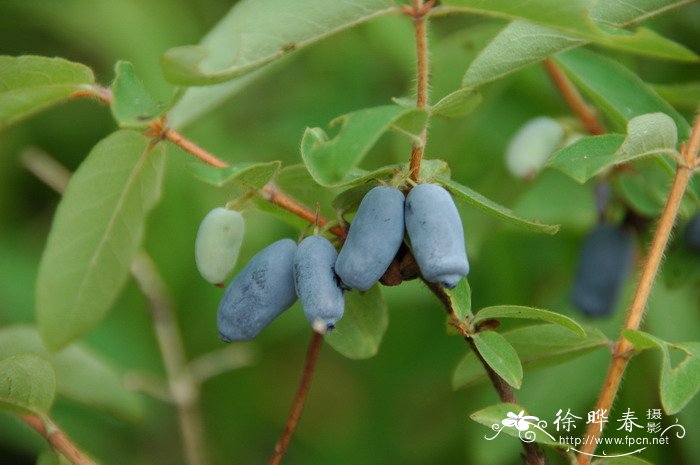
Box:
[470,402,559,446]
[161,0,395,85]
[547,134,626,184]
[435,176,559,234]
[661,342,700,414]
[0,354,55,415]
[37,130,166,350]
[454,324,609,390]
[110,61,163,128]
[474,305,585,337]
[615,112,680,161]
[552,48,690,138]
[0,55,95,129]
[445,279,472,321]
[472,331,523,389]
[189,161,282,189]
[431,87,482,119]
[0,326,141,422]
[301,105,427,186]
[325,285,388,359]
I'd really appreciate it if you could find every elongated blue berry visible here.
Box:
[335,186,405,291]
[405,184,469,288]
[217,239,297,342]
[294,235,344,333]
[195,208,245,285]
[684,213,700,253]
[572,224,635,317]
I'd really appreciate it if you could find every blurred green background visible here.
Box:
[1,1,699,464]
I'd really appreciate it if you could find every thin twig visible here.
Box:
[576,111,700,464]
[22,153,207,465]
[267,332,324,465]
[163,127,229,168]
[130,252,208,465]
[425,282,548,465]
[543,60,605,136]
[20,415,94,465]
[261,184,347,238]
[188,345,256,384]
[405,0,434,182]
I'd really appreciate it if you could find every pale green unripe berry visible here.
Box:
[195,208,245,285]
[505,117,565,179]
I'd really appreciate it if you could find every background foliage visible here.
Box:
[0,1,698,464]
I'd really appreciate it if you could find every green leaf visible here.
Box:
[615,158,674,216]
[0,55,95,129]
[435,176,560,234]
[161,0,395,85]
[454,324,609,389]
[431,88,482,119]
[661,342,700,416]
[441,0,599,36]
[332,184,376,213]
[623,330,700,414]
[553,48,690,138]
[301,105,427,186]
[591,0,695,27]
[463,21,584,88]
[325,285,388,359]
[472,330,523,389]
[623,329,666,352]
[461,1,697,88]
[110,61,163,128]
[36,130,166,350]
[189,161,281,189]
[473,306,585,337]
[546,134,626,183]
[652,81,700,110]
[548,114,679,185]
[616,113,680,160]
[445,279,472,321]
[470,402,558,446]
[0,354,55,415]
[0,326,142,422]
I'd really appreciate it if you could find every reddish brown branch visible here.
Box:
[405,0,434,182]
[20,415,93,465]
[262,184,347,239]
[163,128,229,168]
[576,112,700,464]
[267,332,324,465]
[425,283,548,465]
[544,60,605,136]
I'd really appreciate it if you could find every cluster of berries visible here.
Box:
[196,184,469,342]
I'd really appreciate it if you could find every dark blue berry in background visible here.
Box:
[572,224,635,317]
[217,239,298,342]
[335,186,405,291]
[405,184,469,288]
[684,213,700,253]
[294,235,345,334]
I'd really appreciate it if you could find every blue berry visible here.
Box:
[572,224,635,317]
[217,239,297,342]
[405,184,469,288]
[684,213,700,253]
[335,186,405,291]
[195,208,245,285]
[294,235,345,333]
